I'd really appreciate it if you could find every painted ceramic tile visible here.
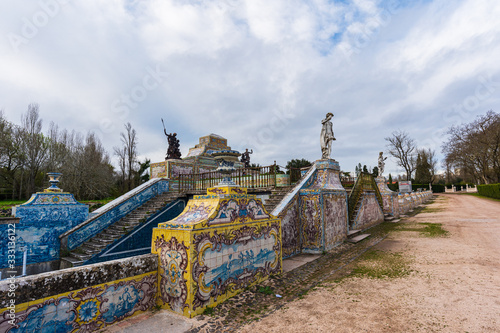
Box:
[191,223,281,310]
[0,273,157,333]
[300,195,322,249]
[155,235,189,313]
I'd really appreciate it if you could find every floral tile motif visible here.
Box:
[0,273,157,333]
[323,193,348,248]
[300,195,322,250]
[155,235,189,313]
[278,196,301,258]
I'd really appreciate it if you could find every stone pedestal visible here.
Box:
[152,186,281,318]
[5,192,88,272]
[299,159,348,253]
[375,176,400,218]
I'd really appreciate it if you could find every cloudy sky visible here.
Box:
[1,0,499,176]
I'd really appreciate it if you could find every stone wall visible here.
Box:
[351,192,385,230]
[0,254,157,332]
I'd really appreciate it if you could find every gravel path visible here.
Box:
[239,194,500,333]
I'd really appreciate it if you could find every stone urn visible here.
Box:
[46,172,63,192]
[210,150,241,186]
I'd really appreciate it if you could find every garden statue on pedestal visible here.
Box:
[378,152,387,176]
[320,113,336,159]
[240,148,253,168]
[161,118,181,160]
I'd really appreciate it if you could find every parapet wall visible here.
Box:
[0,254,157,332]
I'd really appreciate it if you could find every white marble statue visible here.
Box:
[378,151,387,176]
[320,113,335,159]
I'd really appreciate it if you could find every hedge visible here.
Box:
[386,183,444,193]
[477,184,500,199]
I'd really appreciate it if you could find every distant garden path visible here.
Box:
[239,194,500,332]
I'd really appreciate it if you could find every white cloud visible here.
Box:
[0,0,499,178]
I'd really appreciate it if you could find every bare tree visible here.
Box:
[442,110,500,184]
[21,104,49,195]
[385,130,417,181]
[113,145,127,193]
[114,123,138,192]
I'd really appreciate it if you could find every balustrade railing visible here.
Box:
[178,164,278,193]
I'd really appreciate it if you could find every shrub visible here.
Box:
[410,184,444,193]
[477,184,500,199]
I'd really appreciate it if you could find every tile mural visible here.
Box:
[152,185,282,317]
[0,272,157,333]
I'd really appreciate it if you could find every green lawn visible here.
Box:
[0,198,116,210]
[0,200,26,209]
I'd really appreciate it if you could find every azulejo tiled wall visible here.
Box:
[0,254,158,333]
[299,159,348,253]
[274,160,349,258]
[351,193,385,230]
[62,178,169,251]
[375,176,400,218]
[0,193,88,270]
[151,186,282,318]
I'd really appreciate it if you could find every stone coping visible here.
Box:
[272,163,318,216]
[0,253,157,308]
[0,217,20,225]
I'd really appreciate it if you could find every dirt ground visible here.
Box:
[239,194,500,333]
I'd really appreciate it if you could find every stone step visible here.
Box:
[63,193,182,266]
[98,234,122,243]
[347,229,361,237]
[85,241,108,250]
[347,234,370,243]
[92,234,116,243]
[102,229,123,237]
[109,224,134,233]
[70,251,92,261]
[265,199,282,205]
[60,256,84,268]
[387,219,401,223]
[384,216,395,221]
[116,220,141,227]
[80,245,101,255]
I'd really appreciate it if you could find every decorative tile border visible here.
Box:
[0,272,157,333]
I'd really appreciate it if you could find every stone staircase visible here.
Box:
[61,191,183,267]
[263,185,295,213]
[347,229,370,243]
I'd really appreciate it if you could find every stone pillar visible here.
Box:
[375,176,400,218]
[7,175,88,274]
[299,159,348,253]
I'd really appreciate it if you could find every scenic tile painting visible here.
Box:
[0,272,157,333]
[152,185,282,317]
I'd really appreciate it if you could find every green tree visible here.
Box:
[415,148,436,184]
[136,159,151,184]
[285,158,312,174]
